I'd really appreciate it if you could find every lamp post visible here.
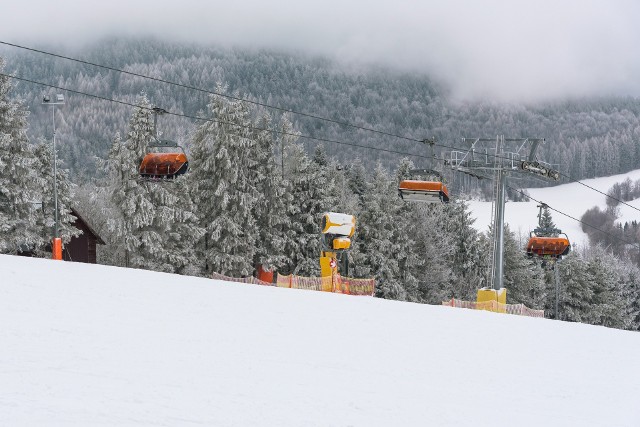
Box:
[42,94,65,259]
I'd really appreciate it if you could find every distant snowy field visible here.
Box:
[1,254,640,426]
[467,168,640,248]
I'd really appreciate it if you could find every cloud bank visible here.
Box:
[4,0,640,102]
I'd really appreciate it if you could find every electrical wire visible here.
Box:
[0,40,534,163]
[3,40,640,214]
[427,152,640,253]
[0,72,434,161]
[427,150,640,252]
[0,40,424,144]
[3,71,639,254]
[507,184,640,250]
[6,64,640,223]
[434,140,640,215]
[556,170,640,212]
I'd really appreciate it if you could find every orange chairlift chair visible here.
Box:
[398,138,449,204]
[526,233,571,258]
[526,204,571,260]
[398,173,450,203]
[139,107,189,179]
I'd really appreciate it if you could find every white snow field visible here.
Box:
[468,168,640,248]
[1,254,640,427]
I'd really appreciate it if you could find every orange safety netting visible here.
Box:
[276,274,376,296]
[211,272,274,286]
[442,298,545,318]
[276,274,327,291]
[211,272,375,296]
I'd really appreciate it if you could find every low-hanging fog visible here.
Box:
[3,0,640,102]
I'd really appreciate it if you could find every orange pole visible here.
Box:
[52,238,63,260]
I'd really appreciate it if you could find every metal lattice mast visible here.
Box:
[448,135,558,290]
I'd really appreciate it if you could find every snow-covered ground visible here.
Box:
[1,254,640,426]
[467,168,640,248]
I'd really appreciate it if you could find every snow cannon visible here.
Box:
[321,212,356,237]
[320,212,356,279]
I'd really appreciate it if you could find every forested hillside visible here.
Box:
[2,37,640,193]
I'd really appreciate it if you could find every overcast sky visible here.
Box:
[3,0,640,102]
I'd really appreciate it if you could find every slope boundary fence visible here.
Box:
[211,272,273,286]
[442,298,545,318]
[211,272,375,296]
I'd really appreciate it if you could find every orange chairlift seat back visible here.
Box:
[398,179,450,203]
[139,151,188,179]
[526,233,571,258]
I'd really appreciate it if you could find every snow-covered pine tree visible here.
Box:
[279,141,312,275]
[408,205,456,304]
[143,177,204,275]
[346,158,367,199]
[102,130,153,268]
[32,137,80,256]
[501,226,546,309]
[336,158,369,277]
[615,258,640,330]
[539,204,556,230]
[354,163,405,300]
[95,134,126,266]
[412,200,479,304]
[0,58,42,254]
[328,159,358,216]
[102,94,204,274]
[190,87,258,276]
[275,113,300,180]
[584,246,633,329]
[280,143,337,276]
[447,200,486,300]
[104,94,157,269]
[126,95,154,166]
[100,94,155,269]
[250,112,293,274]
[555,252,594,322]
[393,158,422,301]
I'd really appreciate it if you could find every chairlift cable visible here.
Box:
[2,40,639,214]
[0,41,572,166]
[0,72,435,161]
[0,40,426,144]
[506,184,640,250]
[3,72,638,252]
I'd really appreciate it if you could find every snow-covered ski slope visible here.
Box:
[1,254,639,426]
[468,168,640,248]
